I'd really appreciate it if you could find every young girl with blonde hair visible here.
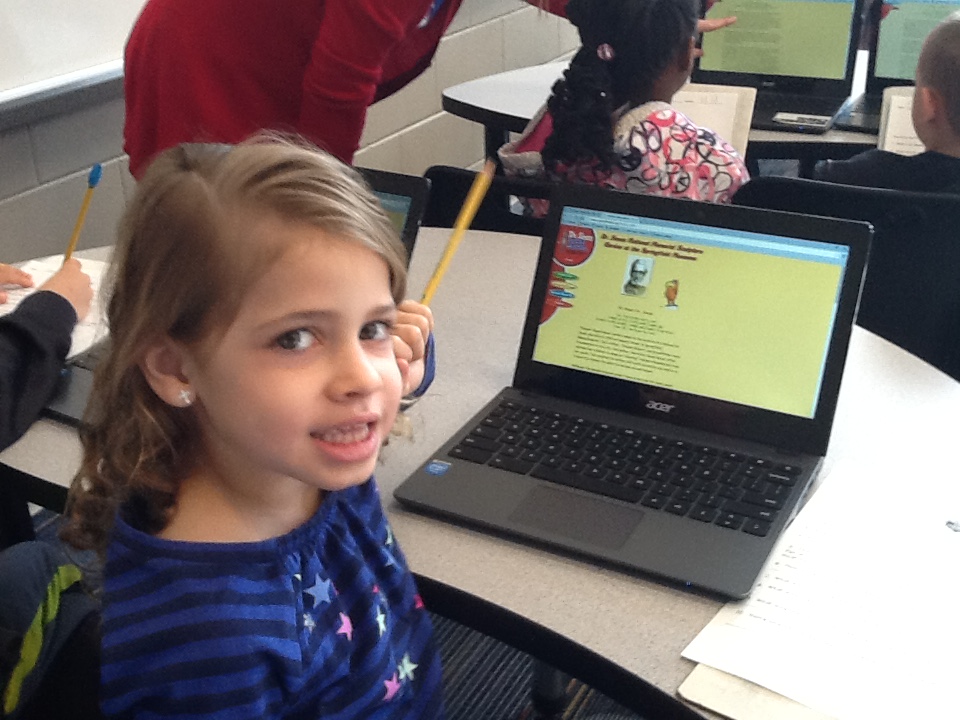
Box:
[63,138,442,719]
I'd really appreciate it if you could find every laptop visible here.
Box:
[43,167,432,428]
[358,167,431,260]
[43,339,110,427]
[394,183,871,599]
[835,0,960,133]
[693,0,865,133]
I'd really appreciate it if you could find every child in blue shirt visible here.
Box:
[62,138,442,719]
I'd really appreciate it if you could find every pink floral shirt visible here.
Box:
[608,101,748,203]
[499,101,749,211]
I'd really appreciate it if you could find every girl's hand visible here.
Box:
[0,263,34,304]
[40,258,93,320]
[392,300,434,397]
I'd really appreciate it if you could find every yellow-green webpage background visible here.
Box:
[532,226,843,418]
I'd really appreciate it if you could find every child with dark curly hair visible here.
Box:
[501,0,748,206]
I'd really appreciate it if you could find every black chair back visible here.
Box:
[733,176,960,380]
[422,165,554,237]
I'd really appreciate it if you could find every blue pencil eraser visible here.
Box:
[88,164,103,188]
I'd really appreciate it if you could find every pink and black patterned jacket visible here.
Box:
[499,100,749,213]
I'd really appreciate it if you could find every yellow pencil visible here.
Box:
[420,159,497,306]
[64,164,103,263]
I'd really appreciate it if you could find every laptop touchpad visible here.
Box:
[509,486,640,550]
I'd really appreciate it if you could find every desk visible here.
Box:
[4,229,960,718]
[442,62,877,177]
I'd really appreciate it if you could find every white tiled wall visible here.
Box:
[357,0,579,174]
[0,0,579,262]
[0,98,127,262]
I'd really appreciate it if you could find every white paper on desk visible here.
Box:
[682,452,960,720]
[0,254,108,358]
[878,90,923,156]
[673,90,740,146]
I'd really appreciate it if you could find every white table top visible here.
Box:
[442,61,877,147]
[5,228,959,714]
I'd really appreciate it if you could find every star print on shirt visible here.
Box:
[398,653,418,682]
[337,612,353,642]
[376,607,387,637]
[383,672,401,701]
[303,613,316,632]
[304,574,332,606]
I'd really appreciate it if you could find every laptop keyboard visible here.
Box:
[448,400,804,538]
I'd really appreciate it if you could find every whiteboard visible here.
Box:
[0,0,145,95]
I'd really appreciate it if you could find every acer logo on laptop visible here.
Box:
[646,400,675,413]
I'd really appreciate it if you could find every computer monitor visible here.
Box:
[868,0,960,88]
[694,0,864,95]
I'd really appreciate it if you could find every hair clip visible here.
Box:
[597,43,615,62]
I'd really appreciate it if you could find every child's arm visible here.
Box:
[392,299,435,399]
[0,260,92,450]
[39,258,93,321]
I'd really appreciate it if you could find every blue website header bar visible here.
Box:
[559,206,850,267]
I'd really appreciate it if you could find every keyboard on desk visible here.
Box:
[448,400,803,539]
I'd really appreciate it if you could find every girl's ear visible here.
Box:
[140,338,195,407]
[914,85,942,125]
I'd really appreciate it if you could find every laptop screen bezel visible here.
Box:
[692,0,866,100]
[358,167,431,264]
[513,184,871,458]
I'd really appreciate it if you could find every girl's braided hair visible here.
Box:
[542,0,698,175]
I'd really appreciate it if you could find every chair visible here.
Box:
[0,541,102,720]
[422,165,554,236]
[416,574,703,720]
[733,176,960,381]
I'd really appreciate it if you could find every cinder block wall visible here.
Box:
[356,0,579,173]
[0,0,577,262]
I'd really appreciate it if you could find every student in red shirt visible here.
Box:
[123,0,467,178]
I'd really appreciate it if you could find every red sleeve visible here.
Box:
[300,0,435,163]
[524,0,569,17]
